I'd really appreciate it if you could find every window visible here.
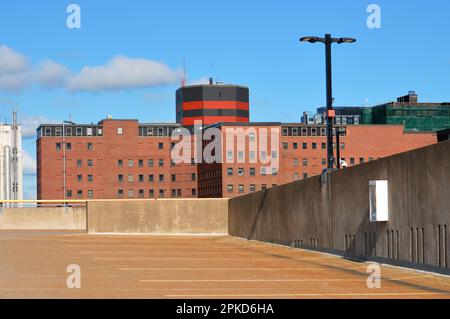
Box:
[303,158,308,166]
[177,189,182,197]
[118,159,123,167]
[283,142,288,150]
[261,167,267,176]
[292,128,298,136]
[88,174,93,182]
[149,189,154,197]
[55,127,62,136]
[261,184,267,190]
[158,159,164,167]
[171,174,176,182]
[249,168,255,176]
[226,151,233,162]
[282,128,288,136]
[118,175,124,183]
[293,142,298,149]
[66,143,72,150]
[158,142,164,150]
[249,132,255,141]
[77,175,82,182]
[322,158,326,165]
[77,190,83,198]
[250,184,256,192]
[312,142,317,149]
[86,127,93,136]
[138,189,144,198]
[293,158,298,167]
[159,189,165,197]
[148,159,154,167]
[128,159,134,167]
[360,157,365,164]
[44,127,52,136]
[260,151,267,160]
[56,143,61,150]
[249,151,256,161]
[66,190,72,197]
[294,173,299,180]
[272,184,278,187]
[192,188,196,196]
[87,190,93,198]
[138,159,144,167]
[238,168,244,176]
[157,127,164,136]
[238,151,244,161]
[128,189,134,198]
[139,174,144,182]
[350,157,355,165]
[340,143,345,149]
[303,173,308,179]
[87,159,93,167]
[271,167,278,176]
[171,189,177,197]
[149,174,154,182]
[191,173,196,181]
[87,143,93,151]
[227,168,233,176]
[147,127,154,136]
[159,174,164,182]
[117,127,123,135]
[66,127,72,136]
[322,142,326,149]
[302,142,307,149]
[271,151,277,158]
[238,184,244,193]
[127,174,134,182]
[77,159,82,167]
[76,127,82,136]
[118,189,124,198]
[369,157,374,161]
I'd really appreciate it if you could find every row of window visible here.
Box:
[227,184,278,193]
[117,173,196,183]
[56,142,168,151]
[66,188,197,198]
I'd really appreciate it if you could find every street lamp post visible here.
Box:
[299,34,356,170]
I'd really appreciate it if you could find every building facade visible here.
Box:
[198,123,437,198]
[37,119,197,200]
[0,110,22,201]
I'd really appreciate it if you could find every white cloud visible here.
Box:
[0,45,181,93]
[20,115,59,139]
[67,55,181,92]
[34,60,70,88]
[22,149,36,175]
[0,45,28,74]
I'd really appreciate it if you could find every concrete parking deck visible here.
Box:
[1,230,450,299]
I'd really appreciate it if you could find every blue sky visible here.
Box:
[0,0,449,198]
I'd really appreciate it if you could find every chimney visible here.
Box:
[209,77,213,85]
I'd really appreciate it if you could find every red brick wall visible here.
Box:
[37,120,197,200]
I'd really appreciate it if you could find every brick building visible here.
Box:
[197,123,437,198]
[37,119,197,200]
[37,83,444,200]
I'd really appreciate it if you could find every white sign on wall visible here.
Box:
[369,180,389,222]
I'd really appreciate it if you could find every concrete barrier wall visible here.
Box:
[229,140,450,273]
[87,199,228,234]
[0,206,87,230]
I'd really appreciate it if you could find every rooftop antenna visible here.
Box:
[180,58,186,87]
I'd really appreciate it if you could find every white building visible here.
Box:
[0,110,22,201]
